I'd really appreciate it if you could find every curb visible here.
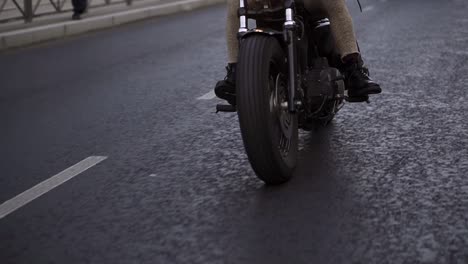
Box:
[0,0,224,50]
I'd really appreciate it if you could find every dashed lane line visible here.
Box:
[0,156,107,220]
[362,5,375,12]
[197,90,216,100]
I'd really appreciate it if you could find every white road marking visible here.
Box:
[362,5,374,12]
[0,156,107,220]
[197,90,216,100]
[448,50,468,56]
[149,174,158,177]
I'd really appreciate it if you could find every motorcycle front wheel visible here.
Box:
[237,35,298,185]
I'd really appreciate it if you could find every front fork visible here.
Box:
[238,0,298,112]
[238,0,248,33]
[283,4,298,112]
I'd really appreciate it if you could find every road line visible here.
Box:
[197,90,216,100]
[0,156,107,220]
[362,5,374,12]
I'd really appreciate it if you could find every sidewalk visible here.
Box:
[0,0,223,50]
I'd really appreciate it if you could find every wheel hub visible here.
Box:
[270,73,294,156]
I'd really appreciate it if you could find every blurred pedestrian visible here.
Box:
[72,0,87,20]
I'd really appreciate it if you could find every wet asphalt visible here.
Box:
[1,0,468,263]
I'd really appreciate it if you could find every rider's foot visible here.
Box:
[214,63,236,106]
[72,13,81,20]
[342,55,382,100]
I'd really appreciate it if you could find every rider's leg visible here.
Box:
[306,0,382,99]
[315,0,359,59]
[214,0,239,105]
[226,0,240,64]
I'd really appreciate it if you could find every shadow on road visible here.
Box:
[220,124,355,263]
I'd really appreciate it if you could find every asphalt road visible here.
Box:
[1,0,468,263]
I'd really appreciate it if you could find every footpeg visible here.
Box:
[345,96,370,103]
[216,104,237,113]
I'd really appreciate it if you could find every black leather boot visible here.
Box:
[342,55,382,102]
[214,63,236,106]
[72,12,81,20]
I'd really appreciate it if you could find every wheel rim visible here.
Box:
[269,70,294,158]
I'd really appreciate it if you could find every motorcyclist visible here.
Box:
[215,0,382,105]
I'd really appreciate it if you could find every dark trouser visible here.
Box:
[72,0,87,14]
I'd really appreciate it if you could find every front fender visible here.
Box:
[238,29,284,44]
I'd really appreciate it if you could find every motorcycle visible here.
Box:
[217,0,348,184]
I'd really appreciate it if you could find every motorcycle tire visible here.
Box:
[237,35,299,185]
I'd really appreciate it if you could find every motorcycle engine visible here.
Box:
[304,58,345,115]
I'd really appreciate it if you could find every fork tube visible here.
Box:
[284,7,297,112]
[239,0,248,33]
